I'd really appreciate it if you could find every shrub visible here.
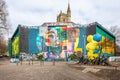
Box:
[37,53,44,60]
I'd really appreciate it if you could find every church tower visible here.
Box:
[57,3,71,23]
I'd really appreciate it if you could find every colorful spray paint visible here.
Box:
[8,22,115,61]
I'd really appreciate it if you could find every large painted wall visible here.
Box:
[19,26,29,53]
[96,25,115,56]
[9,23,115,60]
[28,28,40,54]
[86,23,115,60]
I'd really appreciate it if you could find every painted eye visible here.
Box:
[48,35,54,38]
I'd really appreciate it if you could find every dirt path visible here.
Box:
[0,61,103,80]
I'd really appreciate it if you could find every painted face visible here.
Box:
[45,31,57,46]
[68,28,80,42]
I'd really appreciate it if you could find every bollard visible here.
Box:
[16,62,18,66]
[20,56,22,65]
[28,60,30,65]
[32,60,33,65]
[114,66,118,70]
[40,60,42,66]
[39,60,41,65]
[21,60,22,65]
[43,61,44,66]
[53,59,55,66]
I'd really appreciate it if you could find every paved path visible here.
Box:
[0,61,103,80]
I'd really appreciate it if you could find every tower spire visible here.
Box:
[67,1,71,17]
[67,1,71,12]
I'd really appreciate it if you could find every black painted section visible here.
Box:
[19,26,29,53]
[86,22,96,36]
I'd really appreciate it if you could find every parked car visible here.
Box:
[10,58,20,63]
[0,54,3,58]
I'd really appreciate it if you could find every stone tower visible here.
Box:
[57,3,71,23]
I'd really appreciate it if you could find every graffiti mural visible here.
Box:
[35,26,83,59]
[12,37,19,56]
[86,33,115,60]
[96,26,115,56]
[28,28,40,54]
[9,22,115,60]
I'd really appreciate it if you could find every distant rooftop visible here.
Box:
[42,22,76,27]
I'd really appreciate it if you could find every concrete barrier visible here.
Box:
[108,56,120,67]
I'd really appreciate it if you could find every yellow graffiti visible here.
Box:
[12,37,19,55]
[74,38,79,51]
[74,38,82,52]
[86,35,103,60]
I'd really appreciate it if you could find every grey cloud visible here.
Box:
[5,0,120,32]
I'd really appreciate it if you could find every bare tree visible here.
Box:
[0,35,7,55]
[0,0,10,55]
[109,26,120,47]
[0,0,10,36]
[109,26,120,55]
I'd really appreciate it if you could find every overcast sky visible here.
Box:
[5,0,120,34]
